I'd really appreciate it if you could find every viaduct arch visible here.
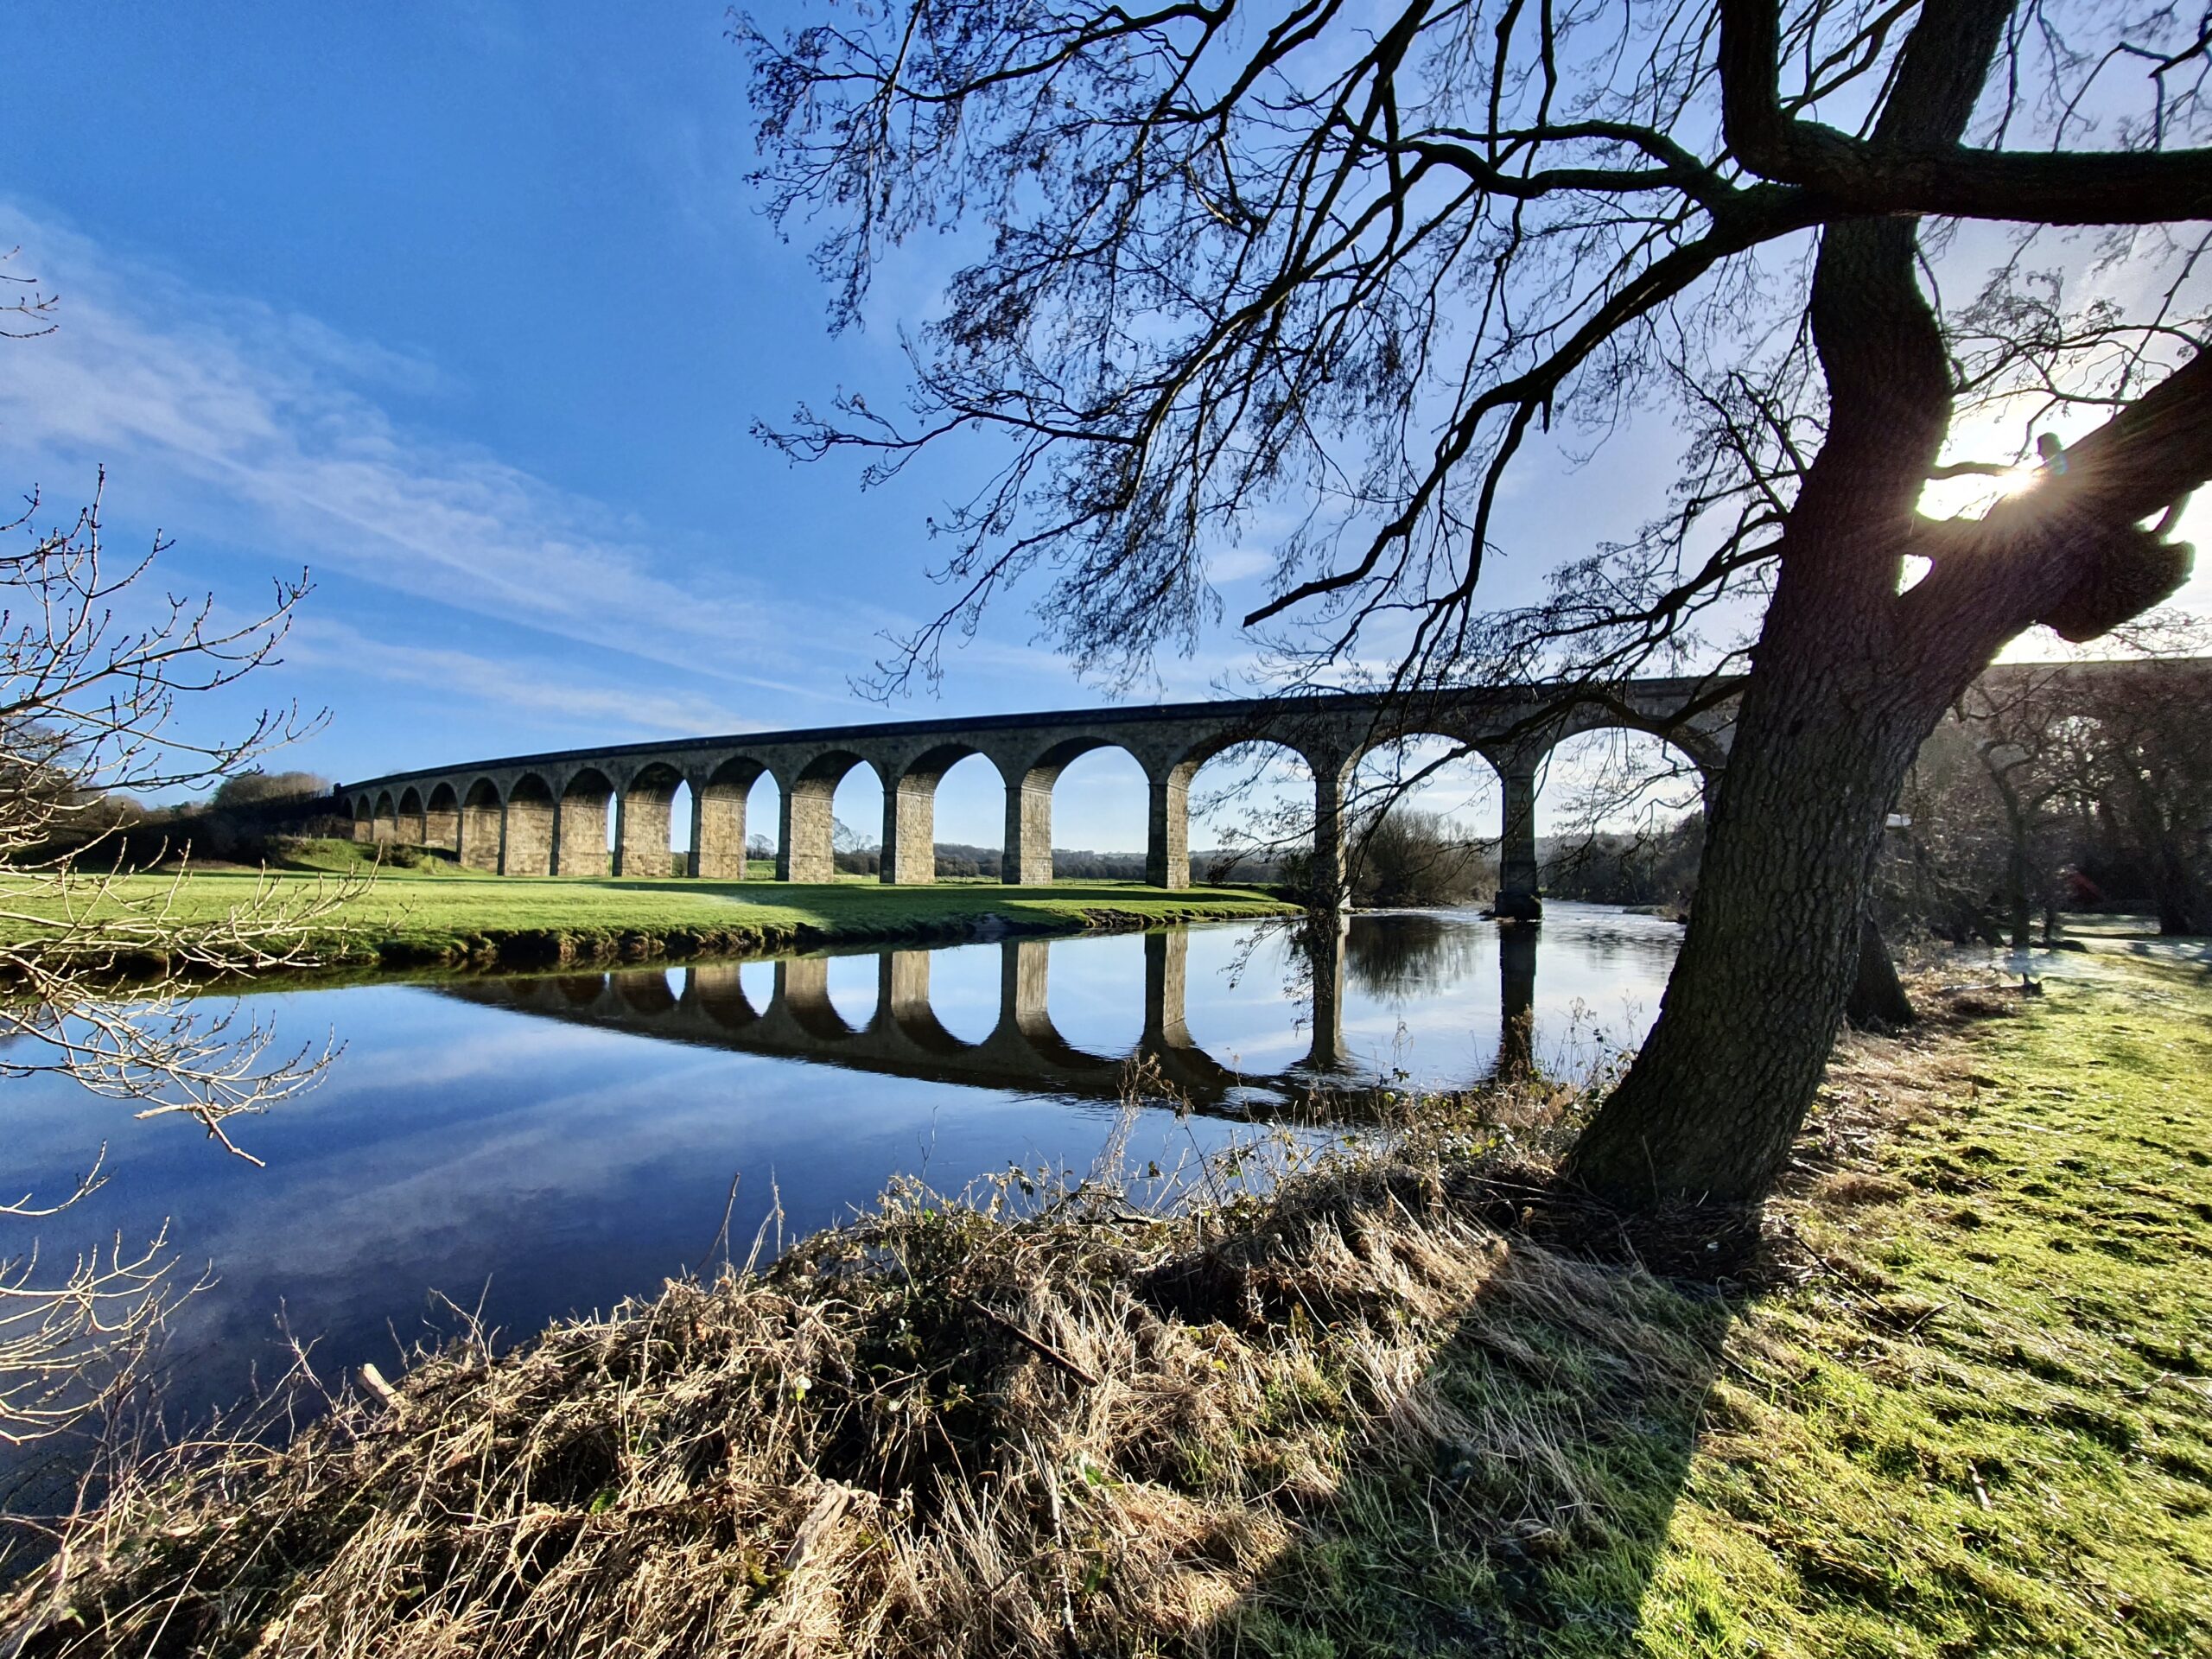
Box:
[342,681,1752,912]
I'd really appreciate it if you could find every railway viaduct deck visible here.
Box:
[340,661,2175,915]
[340,679,1742,918]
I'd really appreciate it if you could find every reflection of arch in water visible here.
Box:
[685,961,761,1030]
[616,967,680,1015]
[823,952,881,1030]
[1305,910,1541,1082]
[433,916,1578,1109]
[877,950,969,1056]
[436,936,1281,1112]
[1344,912,1491,1001]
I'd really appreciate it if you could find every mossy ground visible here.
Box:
[6,952,2206,1656]
[1230,952,2212,1657]
[7,838,1296,971]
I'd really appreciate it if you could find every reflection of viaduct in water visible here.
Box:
[436,928,1543,1112]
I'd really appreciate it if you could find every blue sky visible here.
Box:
[6,4,2200,851]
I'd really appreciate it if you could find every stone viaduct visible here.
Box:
[340,679,1743,915]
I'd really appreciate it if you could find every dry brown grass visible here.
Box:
[2,976,2088,1659]
[0,1084,1731,1659]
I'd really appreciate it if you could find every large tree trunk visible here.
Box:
[1563,601,1948,1205]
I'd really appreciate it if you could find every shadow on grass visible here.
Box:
[1184,1241,1732,1657]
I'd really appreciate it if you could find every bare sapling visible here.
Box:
[0,458,355,1450]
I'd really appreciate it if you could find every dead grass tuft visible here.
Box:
[0,1090,1722,1658]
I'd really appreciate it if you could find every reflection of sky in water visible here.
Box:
[0,905,1675,1421]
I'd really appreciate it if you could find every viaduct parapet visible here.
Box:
[340,679,1745,915]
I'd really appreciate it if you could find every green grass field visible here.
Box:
[1237,949,2212,1656]
[18,838,1297,970]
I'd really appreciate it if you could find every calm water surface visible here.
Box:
[2,904,1677,1420]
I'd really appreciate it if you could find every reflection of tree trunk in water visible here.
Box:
[1300,914,1348,1074]
[1494,920,1538,1081]
[1845,912,1916,1030]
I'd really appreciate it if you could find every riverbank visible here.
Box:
[7,950,2207,1655]
[6,859,1300,976]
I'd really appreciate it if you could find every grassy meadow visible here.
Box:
[9,838,1298,971]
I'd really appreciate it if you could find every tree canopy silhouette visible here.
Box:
[744,0,2212,1207]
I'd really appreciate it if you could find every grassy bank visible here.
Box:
[6,843,1297,974]
[6,952,2208,1655]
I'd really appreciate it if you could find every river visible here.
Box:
[2,903,1680,1429]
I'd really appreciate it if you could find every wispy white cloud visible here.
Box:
[287,616,757,742]
[0,200,898,706]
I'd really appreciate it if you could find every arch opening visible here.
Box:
[557,769,615,876]
[617,762,685,878]
[697,757,766,880]
[1341,734,1503,908]
[780,750,874,884]
[1533,728,1709,909]
[743,771,781,880]
[458,779,502,871]
[1184,739,1314,888]
[668,779,694,874]
[423,782,460,854]
[501,774,556,877]
[1019,741,1147,887]
[397,785,427,848]
[885,744,1005,886]
[372,790,397,842]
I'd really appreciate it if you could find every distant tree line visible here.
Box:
[1541,820,1705,912]
[1536,659,2212,942]
[1880,658,2212,944]
[32,769,353,871]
